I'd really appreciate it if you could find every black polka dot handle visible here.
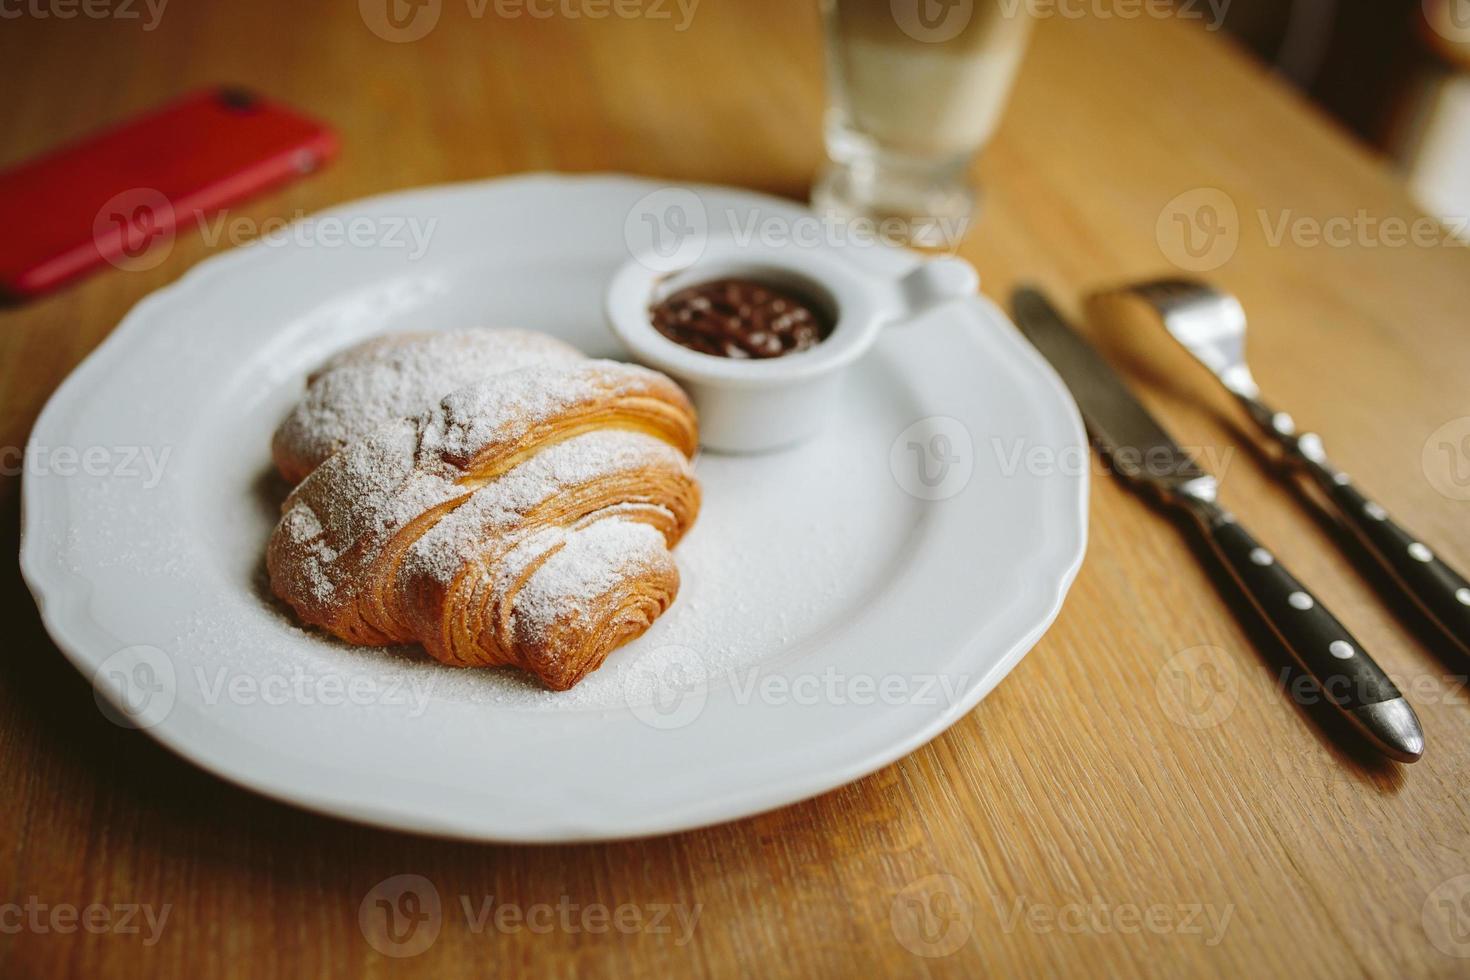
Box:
[1304,457,1470,664]
[1176,490,1424,763]
[1246,398,1470,665]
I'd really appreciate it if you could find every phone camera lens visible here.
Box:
[217,88,259,113]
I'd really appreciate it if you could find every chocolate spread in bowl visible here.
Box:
[649,278,834,359]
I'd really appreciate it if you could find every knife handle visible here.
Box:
[1173,491,1424,762]
[1243,399,1470,661]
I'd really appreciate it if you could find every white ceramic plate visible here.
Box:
[21,175,1086,842]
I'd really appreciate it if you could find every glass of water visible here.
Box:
[813,0,1034,248]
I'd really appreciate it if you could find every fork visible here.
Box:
[1089,278,1470,663]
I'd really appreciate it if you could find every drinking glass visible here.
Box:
[813,0,1034,248]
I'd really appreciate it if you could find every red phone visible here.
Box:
[0,87,339,303]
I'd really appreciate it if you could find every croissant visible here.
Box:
[266,329,701,691]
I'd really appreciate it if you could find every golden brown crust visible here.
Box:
[266,331,700,690]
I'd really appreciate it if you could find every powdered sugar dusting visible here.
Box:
[267,328,700,684]
[273,352,693,622]
[274,329,583,478]
[423,360,668,464]
[274,416,465,607]
[402,430,688,588]
[511,519,665,641]
[150,309,919,715]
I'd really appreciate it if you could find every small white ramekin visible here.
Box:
[605,238,978,453]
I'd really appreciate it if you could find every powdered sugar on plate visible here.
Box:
[155,349,915,713]
[25,175,1085,842]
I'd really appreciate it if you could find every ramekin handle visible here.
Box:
[896,258,979,320]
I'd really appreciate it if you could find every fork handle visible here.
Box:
[1171,489,1423,762]
[1243,399,1470,662]
[1307,462,1470,661]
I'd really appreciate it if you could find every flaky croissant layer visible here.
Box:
[267,329,700,691]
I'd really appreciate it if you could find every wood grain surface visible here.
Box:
[4,2,1470,977]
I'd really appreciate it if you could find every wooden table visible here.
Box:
[4,2,1470,977]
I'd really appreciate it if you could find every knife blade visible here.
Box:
[1012,286,1208,493]
[1011,286,1424,764]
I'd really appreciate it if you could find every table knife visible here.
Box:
[1090,277,1470,665]
[1011,287,1424,763]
